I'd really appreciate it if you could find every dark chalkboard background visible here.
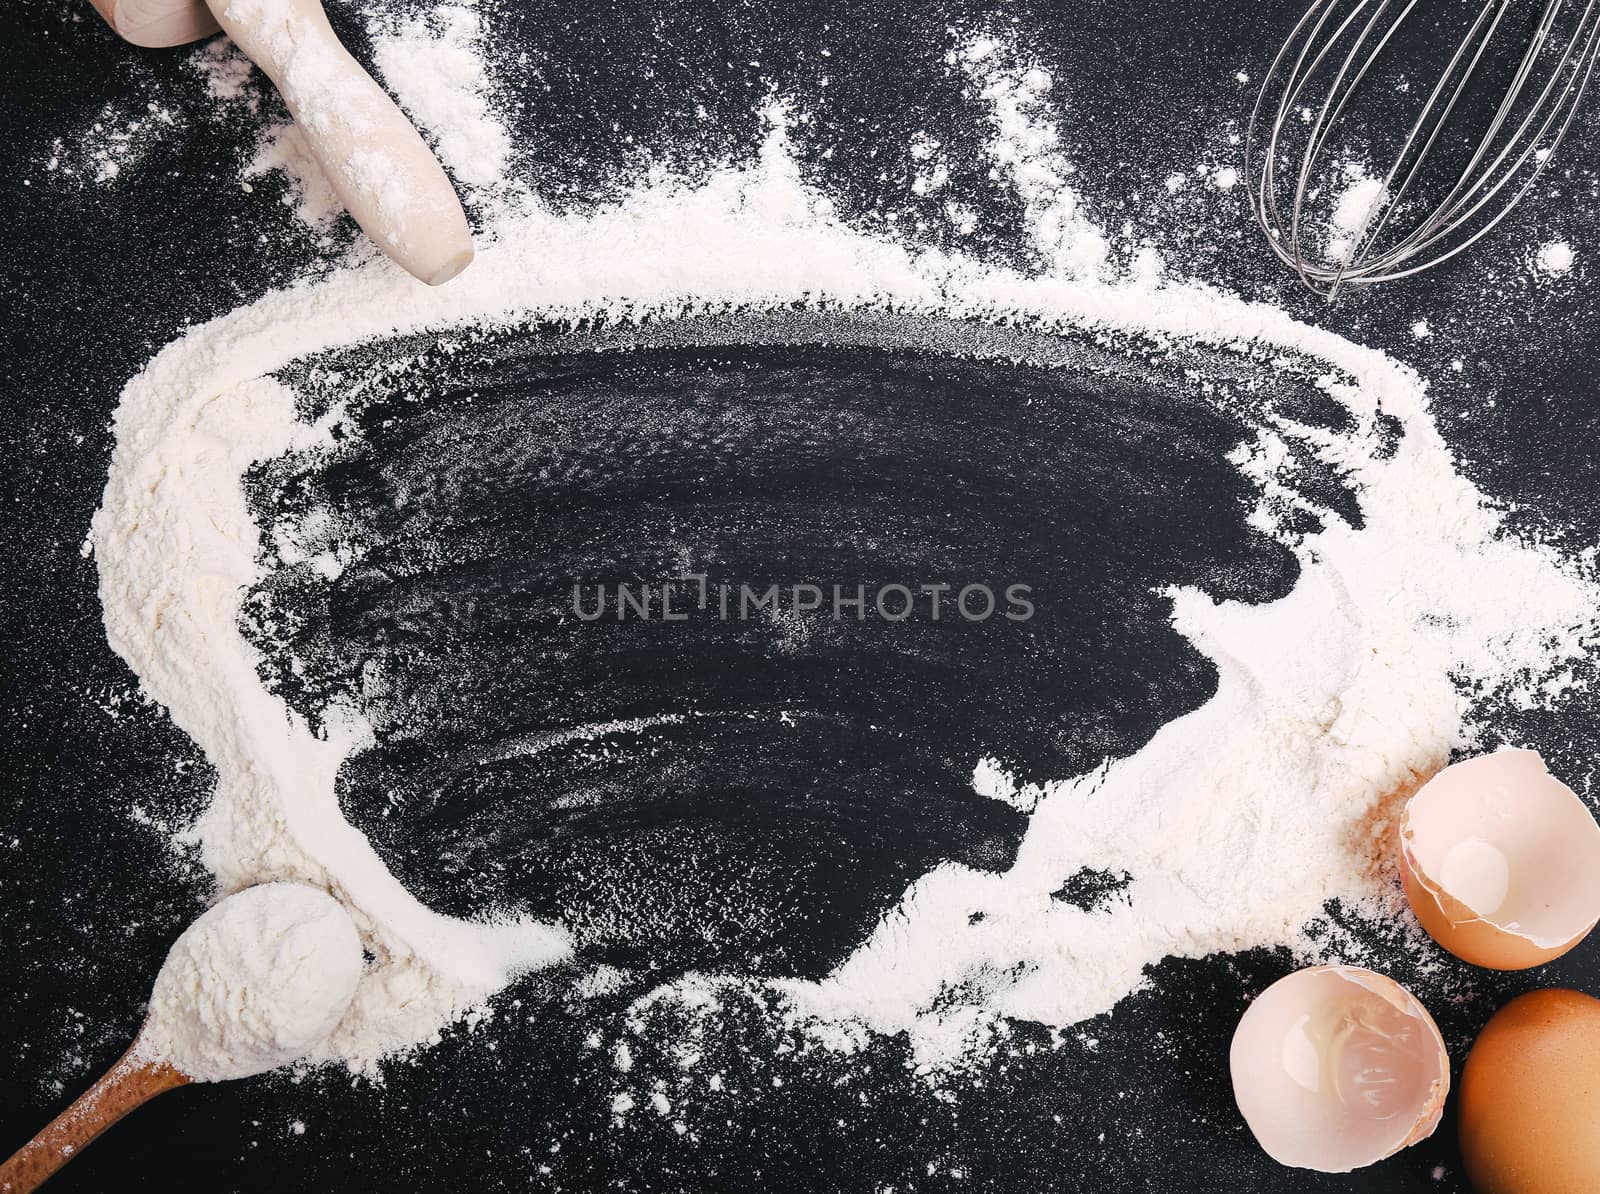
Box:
[5,1,1600,1191]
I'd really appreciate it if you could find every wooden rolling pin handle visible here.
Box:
[87,0,219,48]
[203,0,476,286]
[0,1047,188,1194]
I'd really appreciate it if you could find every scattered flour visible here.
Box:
[192,38,261,112]
[1536,239,1576,276]
[1326,169,1389,265]
[137,884,363,1081]
[246,121,345,230]
[366,3,514,198]
[957,35,1108,275]
[908,132,951,198]
[91,28,1597,1079]
[40,102,182,187]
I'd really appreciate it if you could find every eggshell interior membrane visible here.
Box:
[1229,966,1449,1173]
[1400,749,1600,969]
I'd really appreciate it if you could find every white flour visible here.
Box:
[367,4,513,197]
[39,101,182,188]
[961,37,1108,275]
[138,883,364,1081]
[91,30,1597,1076]
[246,121,345,230]
[193,38,260,110]
[1326,168,1389,265]
[1536,239,1576,276]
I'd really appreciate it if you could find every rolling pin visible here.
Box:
[89,0,475,285]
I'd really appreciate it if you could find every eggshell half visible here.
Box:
[1229,966,1449,1172]
[1459,989,1600,1194]
[1400,750,1600,969]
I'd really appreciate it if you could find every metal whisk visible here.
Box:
[1247,0,1600,296]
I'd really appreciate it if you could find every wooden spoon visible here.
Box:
[88,0,475,285]
[0,1041,189,1194]
[2,884,364,1193]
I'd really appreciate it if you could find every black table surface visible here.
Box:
[5,1,1600,1191]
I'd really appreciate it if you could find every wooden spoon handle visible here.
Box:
[204,0,476,285]
[0,1047,188,1194]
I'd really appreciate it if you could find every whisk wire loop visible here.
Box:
[1247,0,1600,295]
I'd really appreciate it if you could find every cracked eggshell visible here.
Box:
[1400,750,1600,970]
[1229,966,1449,1173]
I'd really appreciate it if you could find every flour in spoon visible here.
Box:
[138,884,363,1081]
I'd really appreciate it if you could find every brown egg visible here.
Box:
[1459,989,1600,1194]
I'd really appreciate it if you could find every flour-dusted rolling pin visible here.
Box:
[0,885,363,1193]
[89,0,475,285]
